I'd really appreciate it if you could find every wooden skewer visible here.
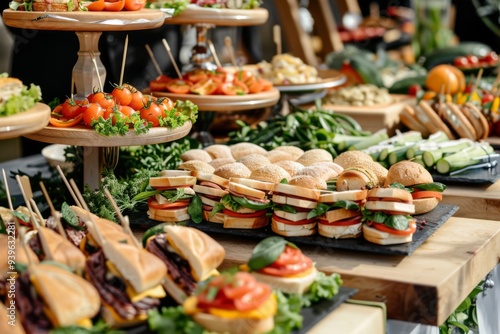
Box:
[207,40,222,68]
[70,75,75,99]
[89,51,103,92]
[39,181,67,239]
[2,169,13,210]
[69,178,90,212]
[29,198,45,228]
[16,175,39,230]
[162,38,183,79]
[273,25,282,56]
[56,165,82,208]
[18,226,35,272]
[119,34,129,86]
[103,188,141,248]
[224,36,237,67]
[470,68,484,98]
[145,43,163,76]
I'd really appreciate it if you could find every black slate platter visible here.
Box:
[125,287,358,334]
[430,155,500,185]
[130,204,458,256]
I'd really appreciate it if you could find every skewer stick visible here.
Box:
[70,75,75,99]
[470,68,484,98]
[492,65,500,94]
[69,178,90,212]
[39,181,67,239]
[2,169,13,210]
[145,44,163,76]
[224,36,237,67]
[207,40,222,68]
[119,34,129,86]
[56,165,82,208]
[104,188,140,248]
[18,226,35,272]
[90,51,103,92]
[273,25,282,55]
[162,38,183,79]
[16,175,39,230]
[29,199,45,228]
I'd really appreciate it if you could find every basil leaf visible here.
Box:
[160,188,193,202]
[384,215,410,230]
[188,196,203,224]
[0,216,6,235]
[211,202,225,215]
[231,195,272,211]
[280,178,289,184]
[220,194,241,212]
[248,236,287,271]
[274,204,297,214]
[132,189,161,202]
[61,202,85,231]
[388,182,406,189]
[307,202,330,219]
[11,210,30,225]
[412,182,446,192]
[331,200,360,211]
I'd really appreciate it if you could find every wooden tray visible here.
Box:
[23,121,192,147]
[2,9,166,31]
[164,5,268,26]
[151,88,280,112]
[274,69,346,93]
[0,102,51,140]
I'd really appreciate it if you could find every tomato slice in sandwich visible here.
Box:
[370,220,417,236]
[412,190,443,200]
[272,214,316,226]
[318,215,362,226]
[147,197,189,209]
[259,245,313,277]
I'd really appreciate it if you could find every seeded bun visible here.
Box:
[204,144,233,159]
[272,146,305,160]
[333,150,374,169]
[214,162,251,179]
[250,164,291,184]
[274,160,304,176]
[265,150,295,163]
[311,161,344,175]
[237,154,271,172]
[230,143,267,160]
[288,175,327,190]
[336,166,378,191]
[296,149,333,166]
[351,160,388,185]
[384,160,439,214]
[181,149,213,162]
[294,166,339,181]
[178,160,215,174]
[209,157,236,169]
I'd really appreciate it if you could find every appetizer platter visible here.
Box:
[273,69,346,94]
[430,154,500,185]
[164,5,269,26]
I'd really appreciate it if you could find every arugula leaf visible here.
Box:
[300,272,343,307]
[188,195,203,224]
[220,194,241,212]
[132,189,162,202]
[148,306,203,334]
[211,202,225,215]
[160,188,193,202]
[60,202,85,230]
[49,319,124,334]
[0,82,41,116]
[248,236,288,271]
[266,291,304,334]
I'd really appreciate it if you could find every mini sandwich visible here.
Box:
[146,171,197,223]
[312,189,367,239]
[44,202,87,248]
[1,302,25,334]
[145,225,225,304]
[335,166,379,191]
[411,100,455,140]
[384,160,446,215]
[271,182,320,237]
[244,236,317,295]
[191,171,230,224]
[438,102,477,140]
[82,216,167,328]
[183,271,276,334]
[459,102,489,140]
[14,263,100,333]
[362,186,416,245]
[0,77,22,106]
[215,180,273,229]
[0,234,39,282]
[32,0,79,11]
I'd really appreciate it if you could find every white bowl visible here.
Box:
[41,144,73,172]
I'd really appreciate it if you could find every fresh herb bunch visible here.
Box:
[227,100,368,157]
[148,306,203,334]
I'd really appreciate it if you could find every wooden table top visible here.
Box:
[212,216,500,326]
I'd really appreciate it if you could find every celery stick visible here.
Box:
[435,143,495,174]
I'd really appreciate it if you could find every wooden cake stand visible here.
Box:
[0,103,51,140]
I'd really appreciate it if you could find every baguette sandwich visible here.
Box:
[145,225,225,304]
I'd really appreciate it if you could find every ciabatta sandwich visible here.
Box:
[362,186,416,245]
[311,189,367,239]
[145,225,225,304]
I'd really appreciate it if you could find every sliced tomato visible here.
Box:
[273,245,303,267]
[104,0,125,11]
[272,213,316,226]
[124,0,145,10]
[318,215,362,226]
[147,197,190,210]
[412,191,443,200]
[184,69,210,83]
[222,272,256,299]
[49,113,83,128]
[233,283,271,312]
[222,209,267,218]
[190,78,220,95]
[244,76,263,94]
[257,78,273,91]
[259,260,312,277]
[82,0,105,11]
[220,81,249,95]
[371,220,417,236]
[165,79,192,94]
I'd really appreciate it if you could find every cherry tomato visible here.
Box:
[82,102,104,126]
[126,86,147,110]
[61,98,84,119]
[111,85,132,106]
[140,101,163,127]
[408,83,423,97]
[220,81,249,95]
[466,55,479,67]
[453,56,469,67]
[81,0,105,11]
[124,0,145,11]
[190,78,220,95]
[104,0,125,11]
[244,76,263,94]
[91,92,115,109]
[165,79,192,94]
[156,97,174,116]
[49,113,84,128]
[482,93,495,105]
[184,69,210,83]
[480,51,499,65]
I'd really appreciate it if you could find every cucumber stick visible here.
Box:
[435,143,494,174]
[422,139,474,167]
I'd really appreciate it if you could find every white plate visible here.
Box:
[41,144,73,171]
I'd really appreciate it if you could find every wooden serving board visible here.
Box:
[23,121,192,147]
[0,102,50,140]
[2,9,166,31]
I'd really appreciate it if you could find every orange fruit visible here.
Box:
[425,64,465,95]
